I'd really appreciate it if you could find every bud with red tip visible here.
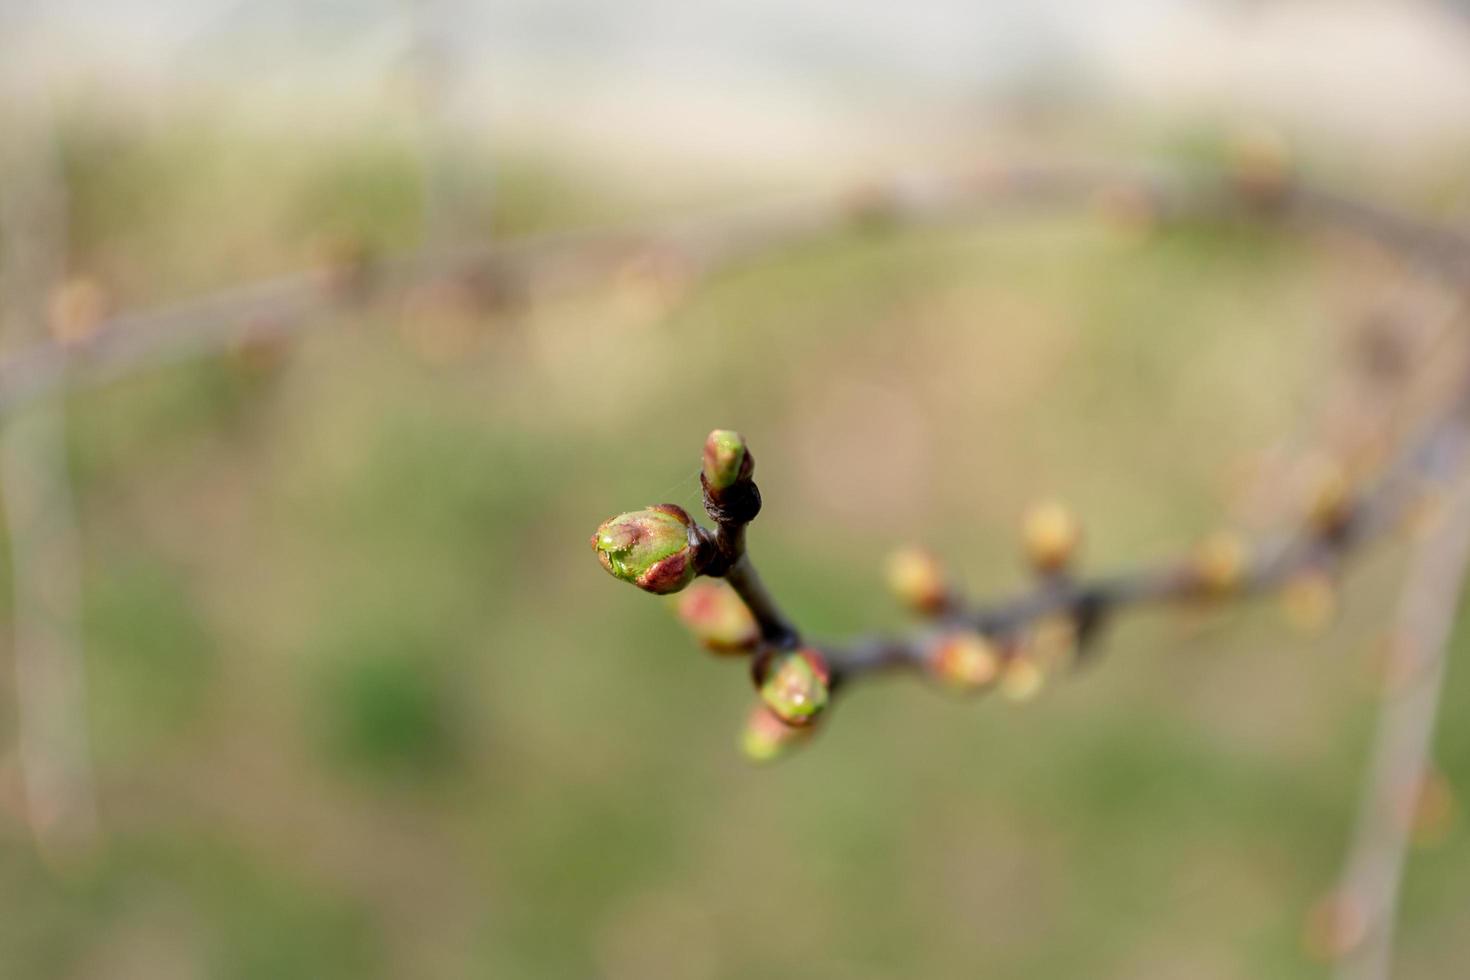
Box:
[926,631,1001,693]
[675,580,759,653]
[739,702,815,763]
[592,504,698,595]
[885,547,950,615]
[702,429,752,491]
[756,647,831,727]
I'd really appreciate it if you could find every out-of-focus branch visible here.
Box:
[405,0,469,249]
[1328,442,1470,980]
[2,160,1469,416]
[0,97,98,860]
[822,381,1470,683]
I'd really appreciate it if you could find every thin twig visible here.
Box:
[0,94,98,860]
[3,163,1469,417]
[820,381,1470,682]
[693,435,800,647]
[1330,443,1470,980]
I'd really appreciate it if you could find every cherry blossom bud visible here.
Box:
[675,580,759,653]
[1229,126,1293,207]
[1191,531,1248,595]
[1305,460,1353,536]
[592,504,697,595]
[702,429,752,491]
[1281,569,1337,634]
[884,547,949,615]
[1022,500,1082,574]
[757,647,831,727]
[739,703,814,763]
[47,277,108,346]
[1000,655,1045,703]
[926,631,1001,693]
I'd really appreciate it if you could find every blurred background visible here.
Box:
[1,1,1470,977]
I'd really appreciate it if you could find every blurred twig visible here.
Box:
[823,379,1470,681]
[0,97,98,859]
[406,0,469,248]
[1,162,1468,416]
[1330,441,1470,980]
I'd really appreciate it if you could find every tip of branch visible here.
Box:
[702,429,752,491]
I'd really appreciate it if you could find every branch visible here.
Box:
[592,355,1470,761]
[1325,442,1470,979]
[826,398,1463,684]
[4,158,1470,416]
[692,430,799,648]
[0,94,98,860]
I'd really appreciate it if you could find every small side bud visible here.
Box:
[1409,769,1455,848]
[1303,890,1368,962]
[592,504,697,595]
[1191,531,1248,595]
[739,703,815,763]
[230,319,293,377]
[1030,615,1080,668]
[1281,569,1337,634]
[1305,460,1353,536]
[1092,182,1157,241]
[757,648,831,727]
[885,547,949,615]
[314,235,379,301]
[1021,500,1082,575]
[674,580,759,653]
[1229,126,1293,208]
[926,631,1001,693]
[1000,655,1045,703]
[47,277,108,346]
[702,429,752,491]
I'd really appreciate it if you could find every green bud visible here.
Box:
[592,504,697,595]
[702,429,751,491]
[740,702,814,763]
[757,647,831,727]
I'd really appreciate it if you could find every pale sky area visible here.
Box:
[5,0,1470,171]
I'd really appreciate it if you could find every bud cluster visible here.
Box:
[589,423,1393,764]
[594,429,833,763]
